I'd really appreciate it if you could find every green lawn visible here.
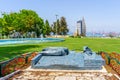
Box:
[0,37,120,62]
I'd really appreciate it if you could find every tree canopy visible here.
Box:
[0,9,44,38]
[0,10,69,38]
[51,16,69,35]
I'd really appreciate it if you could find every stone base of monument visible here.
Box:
[83,52,105,70]
[31,47,105,70]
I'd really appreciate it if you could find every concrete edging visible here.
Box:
[0,70,21,80]
[25,66,107,73]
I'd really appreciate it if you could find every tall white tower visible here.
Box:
[76,17,86,36]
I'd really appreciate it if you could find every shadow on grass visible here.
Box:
[0,44,41,62]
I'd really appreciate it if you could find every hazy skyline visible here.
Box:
[0,0,120,33]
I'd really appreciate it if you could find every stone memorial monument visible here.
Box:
[31,46,105,70]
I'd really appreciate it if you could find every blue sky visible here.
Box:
[0,0,120,33]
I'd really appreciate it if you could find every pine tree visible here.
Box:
[45,20,51,35]
[59,17,69,35]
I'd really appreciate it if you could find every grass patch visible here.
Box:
[0,37,120,62]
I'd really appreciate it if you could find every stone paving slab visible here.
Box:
[55,76,76,80]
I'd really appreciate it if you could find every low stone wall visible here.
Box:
[0,52,38,77]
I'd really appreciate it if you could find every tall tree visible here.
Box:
[0,18,3,34]
[1,13,11,35]
[35,18,44,37]
[51,22,57,35]
[44,20,51,35]
[56,19,60,35]
[59,17,69,35]
[19,9,44,37]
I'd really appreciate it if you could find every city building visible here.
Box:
[76,17,86,36]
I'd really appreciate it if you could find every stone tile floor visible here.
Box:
[9,70,119,80]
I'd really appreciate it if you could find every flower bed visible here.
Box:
[109,52,120,62]
[0,52,38,77]
[110,59,120,75]
[100,52,120,75]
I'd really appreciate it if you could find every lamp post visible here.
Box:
[55,15,58,38]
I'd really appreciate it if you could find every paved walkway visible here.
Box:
[10,67,119,80]
[11,71,117,80]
